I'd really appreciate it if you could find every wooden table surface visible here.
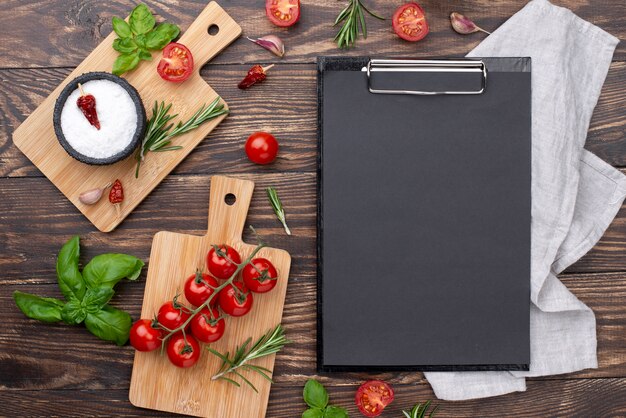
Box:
[1,1,625,416]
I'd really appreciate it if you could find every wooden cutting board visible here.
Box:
[129,175,291,418]
[12,2,241,232]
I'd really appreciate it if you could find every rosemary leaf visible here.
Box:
[334,0,384,49]
[266,187,291,235]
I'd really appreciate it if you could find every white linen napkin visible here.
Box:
[424,0,626,400]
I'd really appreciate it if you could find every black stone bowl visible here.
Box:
[53,72,146,165]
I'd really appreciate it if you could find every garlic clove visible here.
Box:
[247,35,285,57]
[79,183,111,205]
[450,12,490,35]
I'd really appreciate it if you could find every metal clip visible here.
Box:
[364,59,487,96]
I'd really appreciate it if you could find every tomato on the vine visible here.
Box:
[129,319,162,352]
[265,0,301,27]
[190,307,226,343]
[355,380,395,417]
[219,282,253,317]
[184,271,219,307]
[166,333,200,368]
[242,258,278,293]
[157,43,194,82]
[157,300,191,331]
[245,131,279,165]
[392,3,429,42]
[207,245,241,280]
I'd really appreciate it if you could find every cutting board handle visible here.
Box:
[179,1,242,74]
[207,176,255,241]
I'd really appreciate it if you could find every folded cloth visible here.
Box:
[424,0,626,400]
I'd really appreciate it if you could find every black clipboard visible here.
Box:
[317,57,532,372]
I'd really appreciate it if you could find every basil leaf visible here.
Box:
[302,408,324,418]
[145,23,180,50]
[113,52,140,75]
[82,286,115,313]
[303,380,329,409]
[82,253,144,289]
[84,305,132,346]
[61,299,87,325]
[56,236,86,301]
[138,49,152,61]
[323,406,349,418]
[112,16,131,38]
[113,37,137,54]
[134,33,147,49]
[13,291,64,323]
[129,3,155,35]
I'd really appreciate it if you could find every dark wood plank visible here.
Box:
[1,61,625,178]
[0,0,623,68]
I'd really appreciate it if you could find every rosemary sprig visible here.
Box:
[135,97,229,177]
[402,400,439,418]
[267,187,291,236]
[334,0,384,49]
[207,324,289,392]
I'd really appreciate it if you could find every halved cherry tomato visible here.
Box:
[392,3,429,42]
[184,271,219,307]
[157,42,194,82]
[129,319,162,352]
[265,0,301,27]
[245,131,279,165]
[355,380,395,417]
[190,307,226,343]
[157,300,191,331]
[243,258,278,293]
[166,333,200,368]
[207,245,242,280]
[219,282,253,317]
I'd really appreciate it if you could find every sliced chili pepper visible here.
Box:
[76,83,101,130]
[109,179,124,204]
[238,64,274,89]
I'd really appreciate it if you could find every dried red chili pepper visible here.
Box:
[76,83,101,130]
[109,179,124,204]
[238,64,274,89]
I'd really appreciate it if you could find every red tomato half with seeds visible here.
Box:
[190,307,226,343]
[157,300,191,331]
[265,0,301,27]
[207,245,242,280]
[184,271,219,307]
[392,3,429,42]
[243,258,278,293]
[355,380,395,417]
[157,43,194,82]
[245,131,279,165]
[166,333,200,368]
[219,282,253,317]
[129,319,162,352]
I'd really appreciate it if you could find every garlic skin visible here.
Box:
[450,12,490,35]
[247,35,285,57]
[79,183,111,205]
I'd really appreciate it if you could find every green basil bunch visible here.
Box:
[111,3,180,75]
[13,236,144,346]
[302,379,349,418]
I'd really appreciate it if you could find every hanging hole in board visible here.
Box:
[225,193,236,206]
[208,24,220,36]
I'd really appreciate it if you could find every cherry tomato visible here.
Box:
[129,319,162,352]
[184,271,219,307]
[355,380,395,417]
[207,245,242,280]
[219,282,253,317]
[190,307,226,343]
[166,333,200,368]
[157,300,191,331]
[392,3,429,42]
[242,258,278,293]
[245,132,279,165]
[265,0,301,27]
[157,43,194,82]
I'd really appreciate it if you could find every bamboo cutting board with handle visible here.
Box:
[12,2,241,232]
[129,175,291,417]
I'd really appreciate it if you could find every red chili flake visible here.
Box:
[238,64,274,89]
[76,83,101,130]
[109,179,124,204]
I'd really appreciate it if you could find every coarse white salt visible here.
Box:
[60,79,139,159]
